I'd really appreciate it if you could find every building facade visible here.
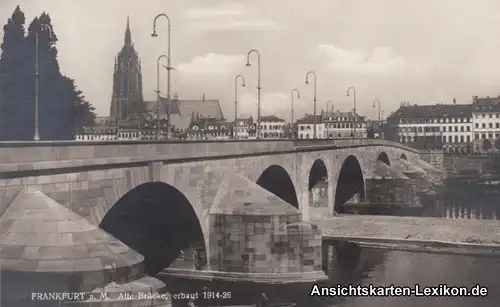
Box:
[233,116,256,139]
[186,116,232,140]
[386,102,473,153]
[110,17,144,121]
[322,111,367,139]
[472,96,500,152]
[258,115,285,139]
[297,114,325,139]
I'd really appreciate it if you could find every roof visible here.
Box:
[0,189,144,273]
[388,104,473,120]
[80,125,116,134]
[234,116,254,126]
[473,96,500,112]
[322,111,365,121]
[259,115,285,122]
[144,97,181,115]
[189,117,232,130]
[177,99,224,119]
[297,114,322,125]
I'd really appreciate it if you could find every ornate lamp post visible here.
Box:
[245,49,261,139]
[155,54,170,139]
[346,87,356,137]
[234,74,246,139]
[305,71,317,139]
[151,13,173,139]
[34,23,53,141]
[372,99,382,122]
[291,88,300,139]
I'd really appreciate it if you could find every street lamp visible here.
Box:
[245,49,261,139]
[291,88,300,139]
[346,87,356,138]
[234,74,246,139]
[156,54,170,139]
[372,99,382,122]
[152,13,172,139]
[305,71,317,139]
[34,23,53,141]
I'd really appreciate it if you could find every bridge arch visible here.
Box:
[334,155,365,213]
[99,182,205,275]
[400,153,408,160]
[377,152,390,166]
[308,159,328,207]
[256,165,299,208]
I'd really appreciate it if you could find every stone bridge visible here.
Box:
[0,139,432,276]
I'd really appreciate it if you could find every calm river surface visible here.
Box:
[163,177,500,307]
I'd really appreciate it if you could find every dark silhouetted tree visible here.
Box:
[0,9,96,140]
[63,76,96,133]
[0,5,27,140]
[482,138,493,151]
[494,138,500,151]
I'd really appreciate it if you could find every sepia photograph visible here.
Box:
[0,0,499,306]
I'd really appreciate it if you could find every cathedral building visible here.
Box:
[110,17,144,121]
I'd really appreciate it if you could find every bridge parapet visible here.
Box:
[293,138,420,153]
[0,140,295,166]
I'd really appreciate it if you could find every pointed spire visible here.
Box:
[124,16,132,46]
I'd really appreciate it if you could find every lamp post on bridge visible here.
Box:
[305,71,317,139]
[155,54,171,140]
[234,74,246,139]
[151,13,173,139]
[372,99,382,122]
[291,88,300,139]
[346,87,356,138]
[34,23,53,141]
[245,49,261,139]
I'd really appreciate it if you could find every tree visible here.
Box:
[63,76,96,134]
[494,138,500,151]
[0,6,27,140]
[482,139,493,151]
[0,9,96,140]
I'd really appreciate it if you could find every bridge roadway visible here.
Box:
[314,214,500,257]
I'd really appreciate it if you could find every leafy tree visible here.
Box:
[0,5,27,140]
[482,138,493,151]
[494,138,500,150]
[0,8,96,140]
[63,76,96,133]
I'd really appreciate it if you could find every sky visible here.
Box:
[2,0,500,121]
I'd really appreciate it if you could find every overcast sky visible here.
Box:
[2,0,500,120]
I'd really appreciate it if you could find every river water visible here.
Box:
[163,177,500,307]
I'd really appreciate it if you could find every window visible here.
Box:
[496,123,500,129]
[460,126,464,132]
[475,133,479,140]
[489,114,493,118]
[489,123,493,128]
[467,135,471,142]
[467,126,470,132]
[482,123,486,128]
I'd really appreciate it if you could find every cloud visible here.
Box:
[176,53,245,75]
[318,44,424,74]
[238,92,293,119]
[184,3,277,31]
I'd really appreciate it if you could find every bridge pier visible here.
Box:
[163,190,327,283]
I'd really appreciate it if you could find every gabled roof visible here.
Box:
[322,111,365,121]
[473,96,500,112]
[177,99,224,119]
[388,104,473,120]
[189,117,231,130]
[144,97,181,114]
[259,115,285,122]
[297,114,322,125]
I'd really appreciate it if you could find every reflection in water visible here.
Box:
[160,178,500,307]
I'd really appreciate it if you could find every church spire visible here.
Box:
[124,16,132,46]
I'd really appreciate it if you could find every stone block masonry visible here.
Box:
[209,211,323,276]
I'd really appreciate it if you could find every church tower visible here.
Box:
[110,17,144,121]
